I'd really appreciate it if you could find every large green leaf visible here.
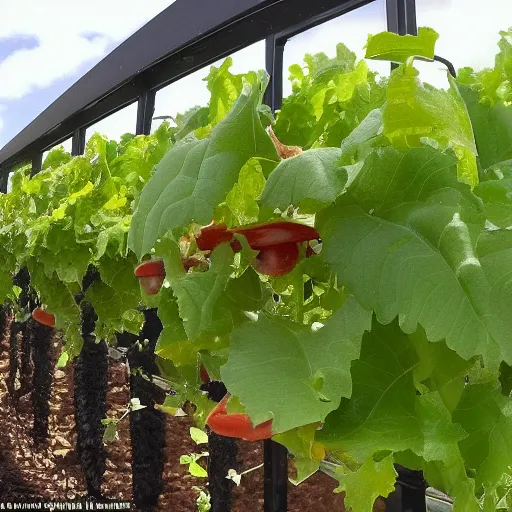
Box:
[221,294,371,432]
[383,64,478,187]
[417,392,479,512]
[459,85,512,171]
[317,319,423,459]
[320,203,507,365]
[318,146,512,366]
[453,379,512,494]
[128,72,278,258]
[261,148,346,215]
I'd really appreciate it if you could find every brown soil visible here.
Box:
[0,322,386,511]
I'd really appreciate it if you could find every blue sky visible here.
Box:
[0,0,510,152]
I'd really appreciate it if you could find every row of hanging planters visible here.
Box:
[1,25,512,512]
[1,267,166,509]
[0,121,177,508]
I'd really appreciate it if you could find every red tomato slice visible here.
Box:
[139,275,165,295]
[200,365,210,384]
[32,307,56,328]
[196,222,234,251]
[254,243,299,277]
[206,394,273,441]
[230,221,319,250]
[134,259,166,277]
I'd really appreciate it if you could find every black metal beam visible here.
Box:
[30,153,42,177]
[264,35,286,112]
[0,172,8,193]
[71,128,86,157]
[0,0,374,175]
[136,91,156,136]
[386,0,417,35]
[263,439,288,512]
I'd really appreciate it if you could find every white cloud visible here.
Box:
[0,0,172,100]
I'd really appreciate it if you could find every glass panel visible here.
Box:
[416,0,512,81]
[152,41,266,132]
[85,102,138,142]
[282,0,388,97]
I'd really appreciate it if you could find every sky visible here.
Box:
[0,0,511,154]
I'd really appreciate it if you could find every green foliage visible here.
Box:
[3,26,512,510]
[128,72,278,259]
[273,44,387,149]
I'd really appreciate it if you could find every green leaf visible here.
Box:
[190,427,209,445]
[190,461,208,478]
[290,458,320,485]
[42,145,71,170]
[453,378,512,490]
[318,146,512,366]
[103,422,119,443]
[180,453,209,478]
[224,267,270,313]
[157,239,234,340]
[410,329,473,411]
[273,423,323,460]
[223,158,267,225]
[221,294,371,432]
[203,58,244,128]
[317,319,423,459]
[339,455,397,512]
[383,64,478,187]
[365,27,439,63]
[415,391,478,512]
[129,72,278,258]
[56,351,70,368]
[86,257,143,338]
[339,108,387,166]
[174,106,210,141]
[459,85,512,171]
[261,148,346,215]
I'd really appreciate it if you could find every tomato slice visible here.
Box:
[196,222,234,251]
[139,275,165,295]
[32,307,56,328]
[206,394,273,441]
[230,221,319,249]
[134,259,166,277]
[254,242,299,277]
